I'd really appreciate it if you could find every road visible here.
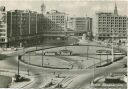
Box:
[3,55,125,89]
[67,57,126,89]
[0,42,126,89]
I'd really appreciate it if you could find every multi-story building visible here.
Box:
[46,10,67,31]
[96,4,127,41]
[0,6,7,47]
[0,8,45,47]
[67,17,93,38]
[0,8,68,47]
[7,10,40,47]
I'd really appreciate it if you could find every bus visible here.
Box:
[58,49,72,56]
[43,51,57,56]
[96,50,111,55]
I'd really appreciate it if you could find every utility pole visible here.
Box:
[16,55,21,82]
[42,50,43,67]
[36,13,38,50]
[111,29,114,63]
[87,46,89,60]
[28,11,31,47]
[100,54,101,66]
[107,53,108,63]
[27,52,30,76]
[93,58,95,84]
[9,11,12,48]
[18,55,21,76]
[20,12,22,48]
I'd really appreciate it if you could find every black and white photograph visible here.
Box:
[0,0,127,89]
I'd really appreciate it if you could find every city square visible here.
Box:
[0,0,127,89]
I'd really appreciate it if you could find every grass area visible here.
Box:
[0,54,8,60]
[22,55,71,69]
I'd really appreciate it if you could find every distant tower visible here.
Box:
[114,3,118,15]
[41,1,46,14]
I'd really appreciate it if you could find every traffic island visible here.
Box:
[14,74,30,82]
[10,74,35,88]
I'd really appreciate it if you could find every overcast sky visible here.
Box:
[0,0,128,17]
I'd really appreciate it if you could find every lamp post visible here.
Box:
[93,58,95,84]
[87,46,89,60]
[42,50,43,67]
[36,13,38,50]
[100,53,101,66]
[16,55,21,82]
[28,11,30,47]
[111,29,114,63]
[107,53,108,63]
[27,52,30,76]
[18,55,21,76]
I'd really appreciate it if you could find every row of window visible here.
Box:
[0,29,6,32]
[0,33,6,36]
[98,25,126,27]
[98,30,126,33]
[98,16,127,19]
[99,28,126,30]
[48,16,65,18]
[98,22,126,24]
[98,20,127,22]
[99,34,126,37]
[0,38,5,42]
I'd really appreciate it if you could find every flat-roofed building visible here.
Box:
[96,4,127,41]
[46,10,68,31]
[67,17,93,40]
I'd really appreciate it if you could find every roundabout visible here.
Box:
[20,45,125,70]
[15,44,126,89]
[0,42,126,89]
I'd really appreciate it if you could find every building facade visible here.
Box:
[46,10,67,31]
[67,17,93,39]
[0,6,7,47]
[0,8,68,47]
[6,10,43,47]
[96,4,127,41]
[0,8,45,47]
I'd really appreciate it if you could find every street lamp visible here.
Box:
[18,55,22,76]
[111,29,114,63]
[100,53,101,66]
[107,53,108,63]
[15,55,21,82]
[27,52,30,76]
[36,13,38,50]
[93,58,95,84]
[87,45,89,60]
[42,50,43,67]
